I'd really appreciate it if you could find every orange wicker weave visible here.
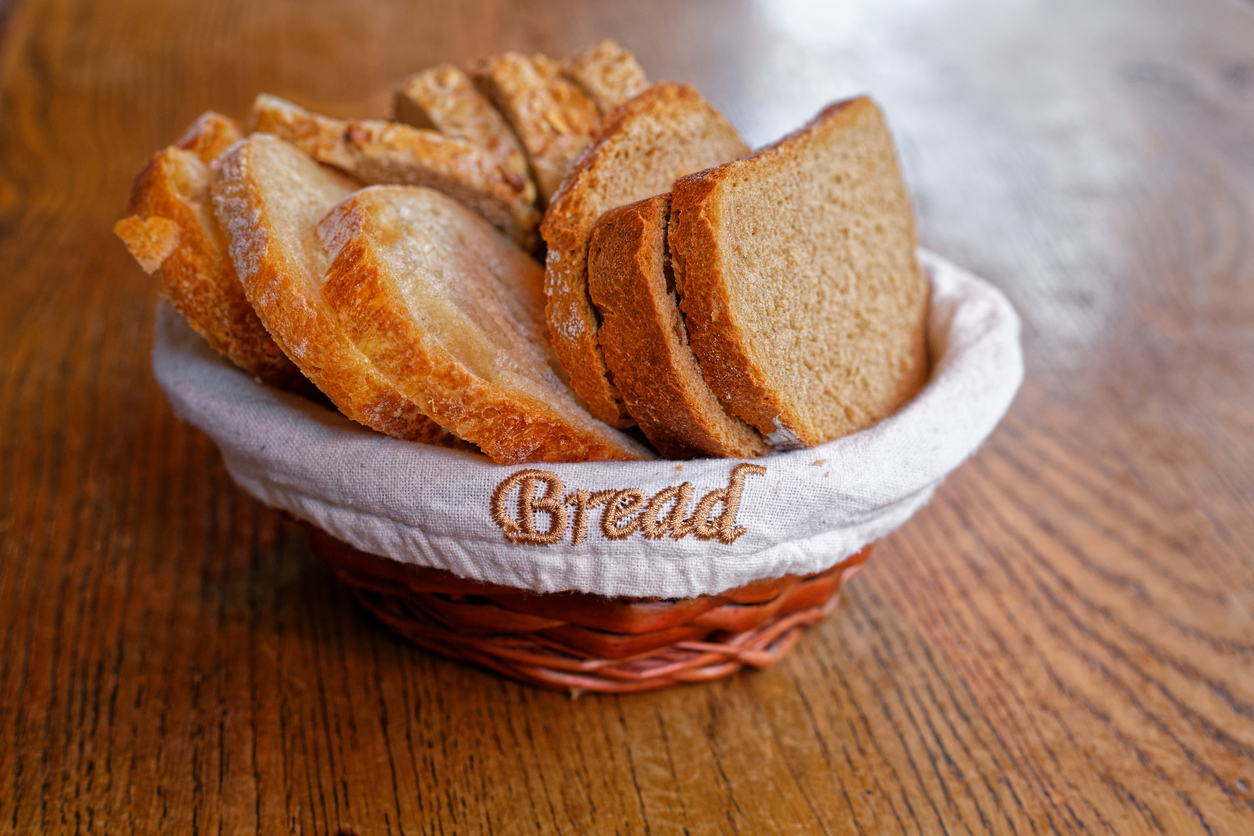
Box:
[307,525,872,693]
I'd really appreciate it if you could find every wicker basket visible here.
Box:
[154,251,1023,693]
[309,525,871,693]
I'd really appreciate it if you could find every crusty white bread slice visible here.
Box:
[392,65,532,189]
[669,96,930,448]
[470,52,601,205]
[541,83,748,427]
[317,186,652,464]
[209,133,448,443]
[588,194,768,459]
[114,112,310,392]
[562,40,648,114]
[251,94,539,248]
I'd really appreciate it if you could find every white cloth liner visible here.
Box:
[152,249,1022,599]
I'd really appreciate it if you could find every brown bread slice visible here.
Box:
[587,194,768,459]
[668,96,930,448]
[540,82,748,427]
[392,64,532,189]
[470,52,601,205]
[251,94,539,248]
[562,40,648,114]
[318,186,652,464]
[210,133,447,443]
[114,112,310,392]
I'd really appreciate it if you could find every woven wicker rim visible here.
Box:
[308,525,871,693]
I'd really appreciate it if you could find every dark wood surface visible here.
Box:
[3,0,1253,832]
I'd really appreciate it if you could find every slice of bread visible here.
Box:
[318,185,652,464]
[174,111,247,162]
[562,40,648,114]
[669,96,930,448]
[470,52,601,205]
[210,133,448,443]
[252,94,539,248]
[540,83,748,427]
[588,194,768,458]
[114,112,310,392]
[392,64,531,188]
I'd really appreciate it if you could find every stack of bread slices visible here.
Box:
[116,41,930,465]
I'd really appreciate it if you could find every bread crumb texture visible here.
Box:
[670,96,929,447]
[210,134,447,443]
[318,186,651,463]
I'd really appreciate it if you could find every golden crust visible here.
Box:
[539,82,749,428]
[588,195,767,458]
[252,94,539,249]
[114,214,179,273]
[470,52,602,205]
[209,134,448,443]
[393,64,532,188]
[115,114,312,393]
[318,186,651,464]
[562,40,648,114]
[669,96,930,446]
[175,111,245,162]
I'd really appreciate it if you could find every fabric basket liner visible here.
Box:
[152,248,1023,599]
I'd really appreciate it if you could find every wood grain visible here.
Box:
[2,0,1253,832]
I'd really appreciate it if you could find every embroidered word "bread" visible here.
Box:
[490,463,768,546]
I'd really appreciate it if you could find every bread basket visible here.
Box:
[152,249,1022,692]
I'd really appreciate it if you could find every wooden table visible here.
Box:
[2,0,1253,832]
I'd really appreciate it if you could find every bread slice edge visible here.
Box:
[539,82,750,430]
[115,113,312,393]
[588,194,768,458]
[318,185,652,463]
[210,134,449,443]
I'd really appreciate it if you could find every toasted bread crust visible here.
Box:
[115,214,179,273]
[393,64,532,186]
[175,111,245,162]
[540,83,749,428]
[669,96,930,447]
[115,114,311,392]
[562,40,648,114]
[210,134,447,442]
[470,53,602,205]
[588,195,768,458]
[318,187,650,463]
[253,94,539,248]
